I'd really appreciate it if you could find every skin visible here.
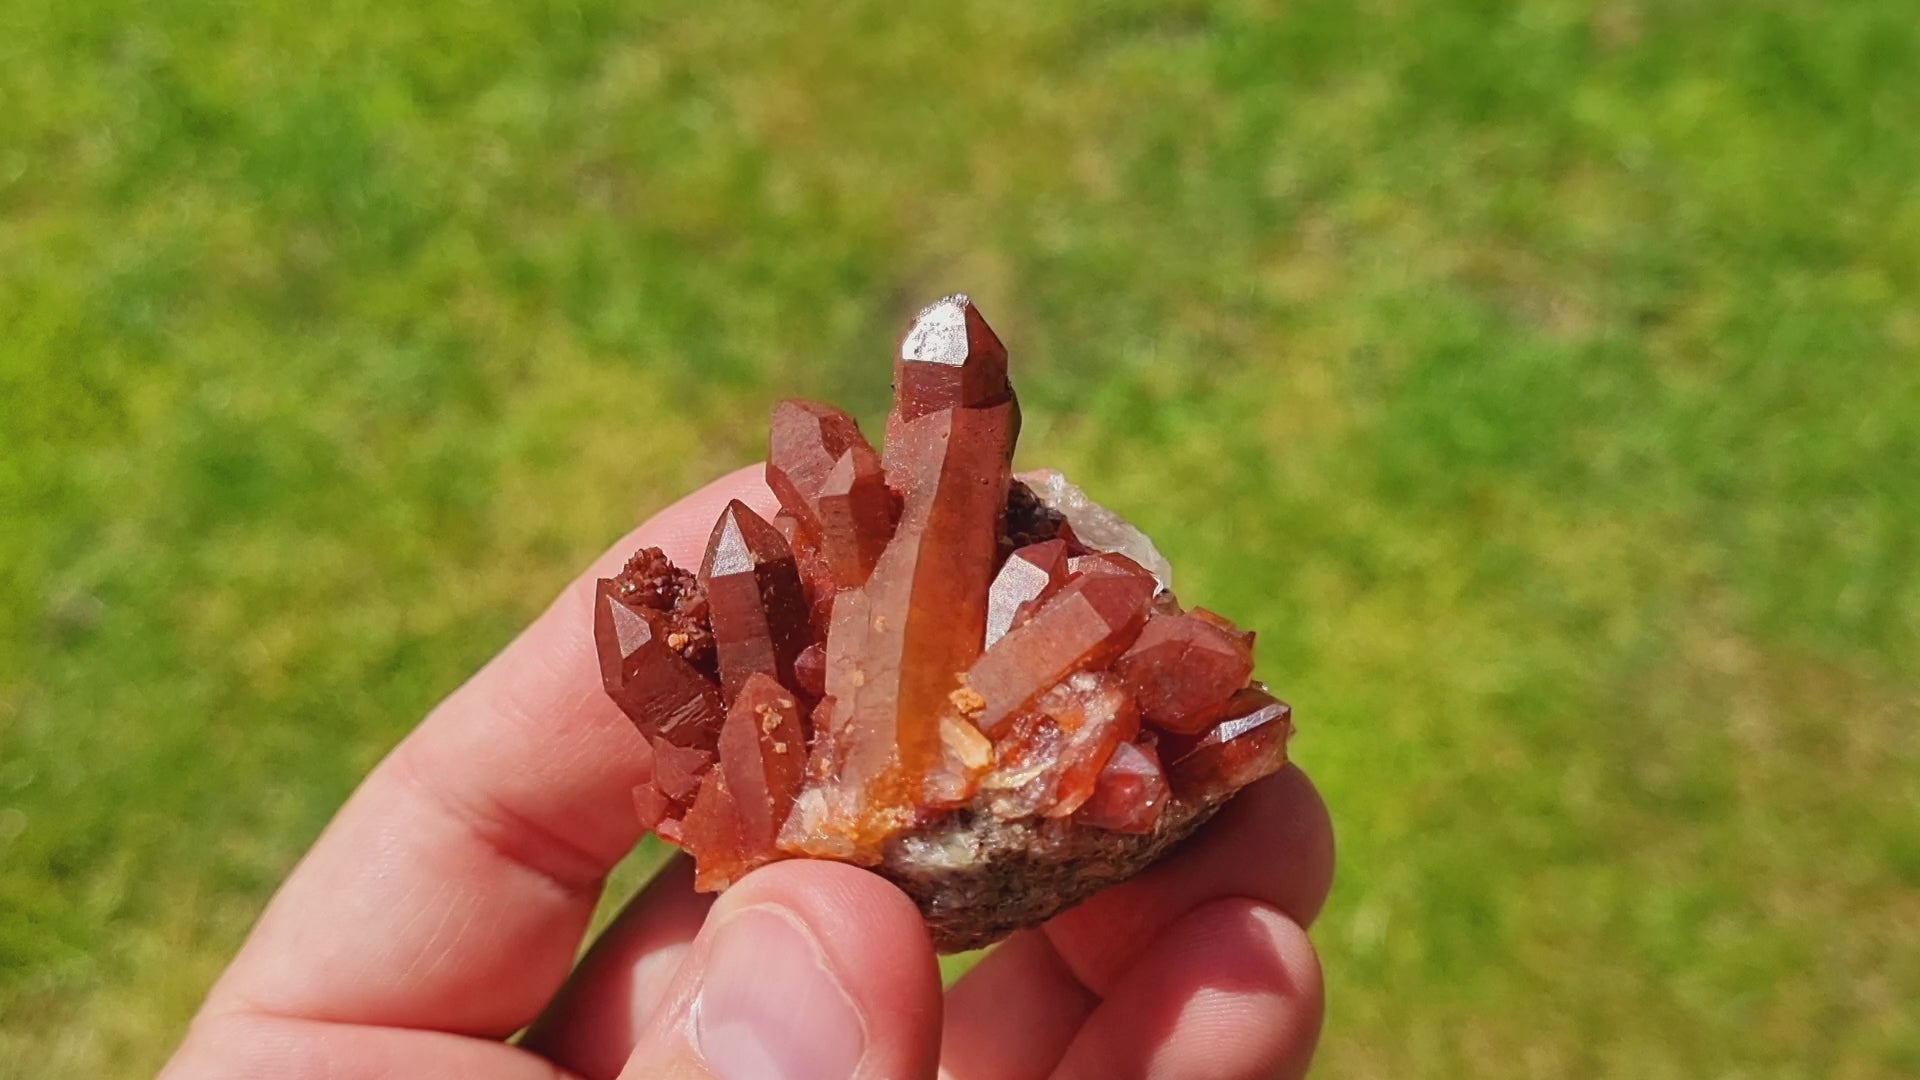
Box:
[164,465,1336,1080]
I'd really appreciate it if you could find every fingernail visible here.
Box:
[693,905,866,1080]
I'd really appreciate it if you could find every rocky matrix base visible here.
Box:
[594,295,1293,951]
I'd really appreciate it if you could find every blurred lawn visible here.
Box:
[4,0,1918,1076]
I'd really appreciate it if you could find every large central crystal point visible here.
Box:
[593,295,1292,950]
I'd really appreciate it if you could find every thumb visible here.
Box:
[619,860,944,1080]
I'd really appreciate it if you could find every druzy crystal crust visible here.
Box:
[593,294,1294,948]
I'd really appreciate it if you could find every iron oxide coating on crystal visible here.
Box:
[592,295,1295,950]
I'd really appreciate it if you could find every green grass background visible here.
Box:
[4,0,1917,1075]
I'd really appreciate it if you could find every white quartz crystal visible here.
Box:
[1016,469,1174,590]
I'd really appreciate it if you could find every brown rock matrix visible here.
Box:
[594,294,1294,950]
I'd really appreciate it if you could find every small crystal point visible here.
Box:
[699,500,812,705]
[768,400,897,581]
[1113,611,1256,734]
[648,738,714,803]
[793,641,828,699]
[680,768,745,890]
[633,781,673,834]
[682,672,809,888]
[768,400,872,522]
[1168,688,1293,798]
[966,571,1157,736]
[986,539,1072,647]
[593,578,724,748]
[1075,739,1169,833]
[816,447,898,586]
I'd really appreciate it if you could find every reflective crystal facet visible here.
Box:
[593,578,724,748]
[699,501,811,705]
[1168,688,1294,798]
[1075,739,1169,833]
[889,294,1013,439]
[1113,611,1256,734]
[986,539,1072,647]
[966,572,1156,736]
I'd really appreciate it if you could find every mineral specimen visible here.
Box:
[593,293,1294,950]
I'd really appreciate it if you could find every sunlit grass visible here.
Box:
[4,1,1918,1076]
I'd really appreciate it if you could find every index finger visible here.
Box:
[198,465,776,1038]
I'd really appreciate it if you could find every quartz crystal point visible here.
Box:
[1074,738,1169,833]
[593,578,723,749]
[773,510,837,637]
[1168,688,1294,798]
[887,294,1015,447]
[985,539,1072,647]
[965,571,1157,736]
[649,739,715,803]
[793,641,827,700]
[815,448,898,586]
[788,400,1017,859]
[681,672,808,890]
[1112,610,1256,733]
[632,779,673,836]
[768,400,898,587]
[768,400,869,516]
[699,501,811,705]
[1190,606,1256,651]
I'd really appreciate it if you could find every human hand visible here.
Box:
[164,466,1334,1079]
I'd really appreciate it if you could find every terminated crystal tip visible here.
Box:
[900,293,980,365]
[699,501,810,705]
[891,295,1012,435]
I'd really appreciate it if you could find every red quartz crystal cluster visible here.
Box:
[595,295,1293,928]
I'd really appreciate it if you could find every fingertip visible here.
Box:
[1164,899,1322,1080]
[1045,764,1335,995]
[524,857,716,1079]
[623,861,942,1080]
[1230,764,1336,927]
[710,858,941,1010]
[1054,898,1323,1080]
